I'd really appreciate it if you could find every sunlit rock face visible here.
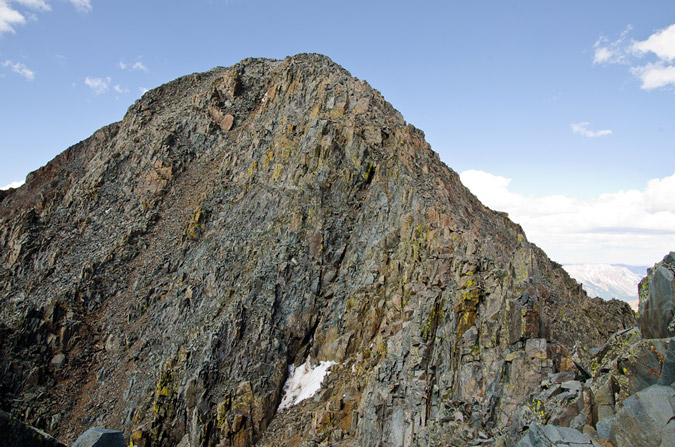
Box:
[638,252,675,339]
[0,54,635,446]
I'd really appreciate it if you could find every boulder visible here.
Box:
[71,427,125,447]
[609,385,675,447]
[638,252,675,339]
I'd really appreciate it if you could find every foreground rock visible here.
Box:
[0,54,635,446]
[516,423,601,447]
[0,410,66,447]
[608,385,675,447]
[72,427,125,447]
[638,252,675,339]
[512,252,675,447]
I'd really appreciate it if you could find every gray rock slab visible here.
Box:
[516,423,601,446]
[610,385,675,447]
[595,415,615,441]
[639,252,675,339]
[72,427,125,447]
[661,419,675,447]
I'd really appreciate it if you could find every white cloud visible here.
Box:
[633,24,675,62]
[595,23,675,91]
[139,86,149,95]
[0,180,24,190]
[68,0,91,13]
[13,0,50,11]
[0,0,91,36]
[0,1,27,35]
[593,25,633,65]
[120,59,148,72]
[570,122,612,138]
[631,62,675,90]
[113,84,128,94]
[131,61,147,71]
[460,169,675,265]
[593,47,613,64]
[84,76,110,94]
[2,59,35,80]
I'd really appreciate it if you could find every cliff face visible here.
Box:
[0,54,635,446]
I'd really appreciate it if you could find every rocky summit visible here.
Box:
[0,54,639,446]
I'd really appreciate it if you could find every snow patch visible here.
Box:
[278,358,336,411]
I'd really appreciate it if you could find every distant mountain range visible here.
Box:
[563,264,648,311]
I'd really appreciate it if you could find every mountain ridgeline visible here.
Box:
[0,54,636,446]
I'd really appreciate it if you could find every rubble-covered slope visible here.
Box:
[0,54,635,446]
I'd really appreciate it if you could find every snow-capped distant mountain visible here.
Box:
[562,264,647,311]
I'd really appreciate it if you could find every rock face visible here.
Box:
[638,252,675,339]
[0,54,636,446]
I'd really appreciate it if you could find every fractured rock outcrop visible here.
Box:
[0,54,636,446]
[638,251,675,339]
[515,252,675,447]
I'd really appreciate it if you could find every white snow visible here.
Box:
[277,358,336,411]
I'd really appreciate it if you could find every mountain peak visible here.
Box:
[0,55,635,446]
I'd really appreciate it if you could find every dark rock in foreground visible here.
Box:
[0,410,66,447]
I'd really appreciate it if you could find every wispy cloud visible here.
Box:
[0,0,91,36]
[139,86,149,95]
[68,0,91,14]
[119,59,148,72]
[14,0,50,11]
[131,61,147,71]
[85,76,110,94]
[570,122,612,138]
[0,1,27,35]
[113,84,128,94]
[594,23,675,90]
[2,59,35,80]
[593,25,633,64]
[460,170,675,265]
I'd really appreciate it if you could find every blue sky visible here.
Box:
[1,0,674,265]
